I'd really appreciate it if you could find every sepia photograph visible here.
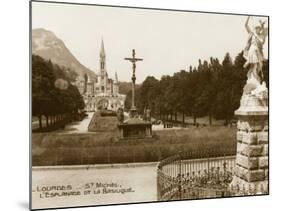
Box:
[30,1,269,210]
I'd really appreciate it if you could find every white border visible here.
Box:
[0,0,280,211]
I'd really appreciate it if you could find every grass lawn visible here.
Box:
[165,114,230,126]
[32,126,236,166]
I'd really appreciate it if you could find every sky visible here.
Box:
[32,1,268,83]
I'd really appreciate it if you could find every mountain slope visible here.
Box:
[32,28,96,79]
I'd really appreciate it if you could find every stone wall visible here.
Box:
[231,94,268,194]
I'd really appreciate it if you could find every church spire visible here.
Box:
[100,38,106,70]
[115,71,118,83]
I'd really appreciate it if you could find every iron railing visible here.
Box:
[157,149,267,201]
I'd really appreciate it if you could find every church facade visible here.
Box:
[75,40,126,112]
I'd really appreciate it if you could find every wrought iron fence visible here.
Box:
[157,149,267,201]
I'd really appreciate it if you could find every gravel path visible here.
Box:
[64,112,94,133]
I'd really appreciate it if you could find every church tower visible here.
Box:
[115,71,118,83]
[99,39,108,93]
[86,74,94,96]
[82,39,126,112]
[113,71,119,95]
[100,39,106,70]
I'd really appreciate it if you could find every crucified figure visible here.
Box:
[243,16,268,85]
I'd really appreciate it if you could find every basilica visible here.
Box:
[75,40,126,112]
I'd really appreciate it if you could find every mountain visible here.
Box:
[32,28,96,79]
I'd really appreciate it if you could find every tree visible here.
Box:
[138,76,160,117]
[32,55,56,128]
[32,54,85,131]
[119,50,268,127]
[214,53,234,124]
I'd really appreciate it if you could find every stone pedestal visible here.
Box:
[230,91,268,194]
[118,118,152,140]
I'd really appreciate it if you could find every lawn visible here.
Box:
[32,126,237,166]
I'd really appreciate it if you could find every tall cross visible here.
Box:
[124,49,143,117]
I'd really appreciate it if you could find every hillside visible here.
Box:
[32,28,96,79]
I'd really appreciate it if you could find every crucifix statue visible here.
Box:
[124,49,143,118]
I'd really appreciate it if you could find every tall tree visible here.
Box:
[32,55,85,131]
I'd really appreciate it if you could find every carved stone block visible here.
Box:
[247,170,265,182]
[241,145,263,157]
[236,154,258,170]
[259,156,268,169]
[235,165,248,181]
[264,169,269,180]
[237,131,243,142]
[257,132,268,144]
[241,132,258,145]
[262,144,268,156]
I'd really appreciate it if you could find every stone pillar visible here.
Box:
[230,92,268,194]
